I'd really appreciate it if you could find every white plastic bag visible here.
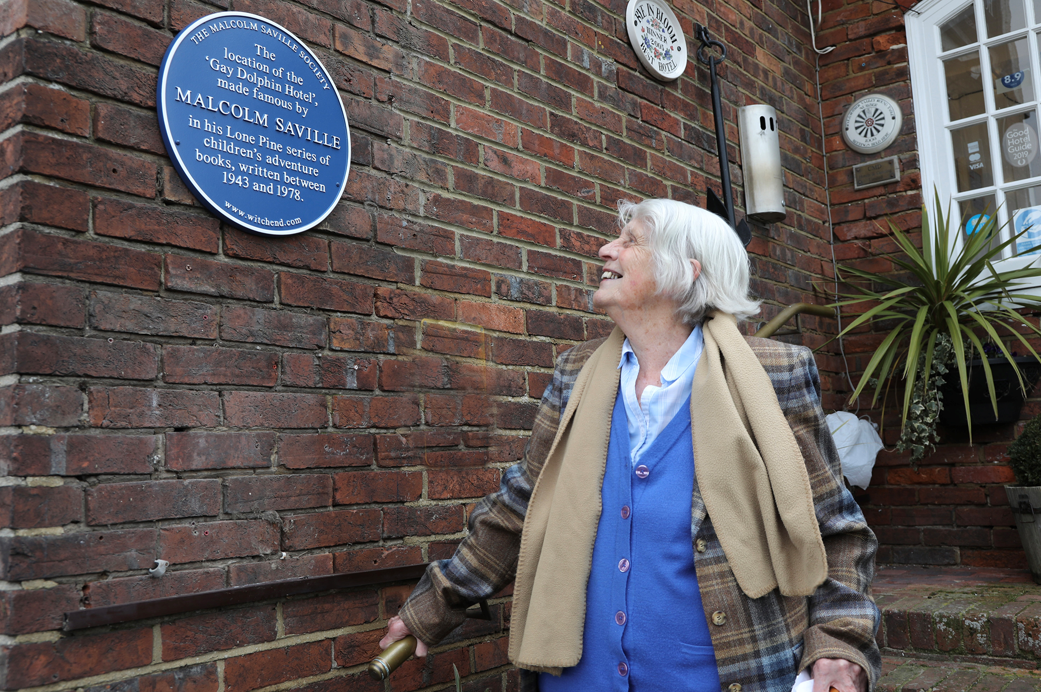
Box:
[825,411,883,490]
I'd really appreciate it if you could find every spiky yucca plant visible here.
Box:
[833,195,1041,450]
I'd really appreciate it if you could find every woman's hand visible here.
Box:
[379,615,429,657]
[811,657,866,692]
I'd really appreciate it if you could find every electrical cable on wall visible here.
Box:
[808,0,859,410]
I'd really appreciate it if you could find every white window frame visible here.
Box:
[907,0,1041,291]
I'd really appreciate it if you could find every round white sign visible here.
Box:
[1002,121,1038,168]
[842,93,902,155]
[625,0,687,82]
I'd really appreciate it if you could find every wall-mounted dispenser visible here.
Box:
[738,105,786,223]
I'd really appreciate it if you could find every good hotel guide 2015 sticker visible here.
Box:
[158,12,351,236]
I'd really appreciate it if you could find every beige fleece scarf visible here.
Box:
[508,311,828,672]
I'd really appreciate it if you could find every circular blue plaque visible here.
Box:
[158,12,350,236]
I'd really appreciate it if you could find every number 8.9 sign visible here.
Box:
[157,11,351,236]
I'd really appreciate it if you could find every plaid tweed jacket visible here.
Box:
[399,335,881,692]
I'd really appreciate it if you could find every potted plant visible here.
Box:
[830,196,1041,461]
[1005,414,1040,580]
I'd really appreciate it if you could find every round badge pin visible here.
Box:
[157,12,350,236]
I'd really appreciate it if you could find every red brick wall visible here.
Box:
[0,0,846,687]
[815,0,1041,570]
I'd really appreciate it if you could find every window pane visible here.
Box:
[989,38,1035,109]
[945,52,986,119]
[952,122,996,190]
[941,4,979,50]
[959,194,998,237]
[1007,186,1041,255]
[984,0,1028,37]
[997,110,1041,180]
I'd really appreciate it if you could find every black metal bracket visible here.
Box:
[695,24,751,247]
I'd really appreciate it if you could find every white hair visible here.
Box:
[617,198,761,324]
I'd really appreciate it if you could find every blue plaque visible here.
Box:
[158,12,350,236]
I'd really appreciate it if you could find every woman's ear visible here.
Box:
[690,259,702,282]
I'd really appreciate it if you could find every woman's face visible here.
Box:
[593,221,660,318]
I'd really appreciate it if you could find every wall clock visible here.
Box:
[625,0,687,82]
[842,93,903,155]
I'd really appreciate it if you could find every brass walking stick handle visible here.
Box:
[368,635,416,680]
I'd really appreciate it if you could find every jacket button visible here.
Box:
[635,465,649,479]
[728,684,742,692]
[711,611,727,626]
[695,538,707,553]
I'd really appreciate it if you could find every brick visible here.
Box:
[334,394,422,428]
[225,475,332,513]
[483,146,541,184]
[282,353,378,389]
[161,607,277,661]
[453,167,516,206]
[225,230,328,271]
[333,631,383,669]
[428,468,500,499]
[6,229,161,290]
[160,520,279,563]
[409,121,480,163]
[0,82,88,136]
[545,168,598,203]
[373,140,451,187]
[1,0,86,40]
[374,431,460,466]
[0,485,83,529]
[379,357,448,391]
[165,255,274,302]
[166,432,275,471]
[526,311,584,340]
[0,179,89,232]
[483,26,540,70]
[229,553,333,586]
[10,332,157,380]
[335,24,407,73]
[224,641,331,692]
[224,391,328,429]
[333,470,423,504]
[3,528,156,580]
[331,241,414,282]
[383,505,464,538]
[87,568,225,607]
[424,193,494,234]
[88,387,220,428]
[413,0,478,42]
[456,301,525,334]
[164,345,279,386]
[454,43,513,86]
[83,663,220,692]
[489,88,547,129]
[87,479,221,524]
[279,273,374,314]
[95,195,216,254]
[91,11,169,64]
[93,101,165,154]
[277,434,374,471]
[420,260,492,297]
[0,282,84,328]
[236,0,332,46]
[18,131,156,197]
[422,323,489,359]
[520,128,575,167]
[332,545,423,573]
[955,506,1016,527]
[283,590,380,634]
[493,274,552,305]
[2,433,157,476]
[282,508,381,550]
[329,317,393,353]
[375,287,455,321]
[376,212,457,255]
[459,238,522,273]
[90,292,217,339]
[4,628,152,688]
[0,584,80,635]
[887,466,951,484]
[951,465,1016,484]
[222,306,327,349]
[519,187,574,225]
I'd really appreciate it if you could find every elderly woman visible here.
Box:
[381,199,880,692]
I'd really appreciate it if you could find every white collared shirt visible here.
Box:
[618,325,704,464]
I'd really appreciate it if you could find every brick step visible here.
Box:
[879,654,1040,691]
[872,566,1040,666]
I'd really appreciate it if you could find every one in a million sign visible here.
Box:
[158,12,350,236]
